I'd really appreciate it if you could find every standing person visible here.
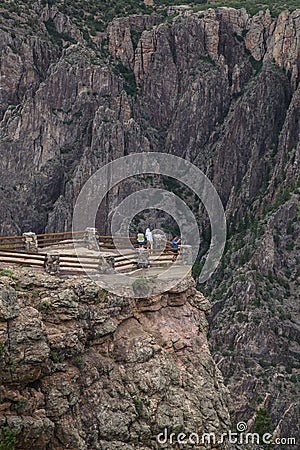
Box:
[171,235,181,261]
[145,227,153,251]
[137,230,145,248]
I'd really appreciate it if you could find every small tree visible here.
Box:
[253,408,274,449]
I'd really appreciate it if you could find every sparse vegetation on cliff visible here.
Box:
[0,427,17,450]
[193,0,300,16]
[0,0,299,447]
[1,1,299,42]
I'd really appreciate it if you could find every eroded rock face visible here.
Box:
[0,3,299,446]
[0,7,299,235]
[0,269,231,449]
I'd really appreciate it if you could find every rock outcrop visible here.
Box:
[0,268,231,449]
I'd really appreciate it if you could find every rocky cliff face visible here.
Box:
[0,1,299,447]
[0,268,231,449]
[0,5,299,232]
[0,5,299,235]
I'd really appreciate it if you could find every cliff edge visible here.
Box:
[0,268,231,449]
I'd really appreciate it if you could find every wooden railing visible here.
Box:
[37,231,86,248]
[0,231,86,251]
[0,231,174,252]
[0,248,176,275]
[0,230,180,275]
[0,230,178,275]
[0,235,26,251]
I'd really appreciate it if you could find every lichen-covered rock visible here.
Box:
[0,285,19,320]
[0,268,231,449]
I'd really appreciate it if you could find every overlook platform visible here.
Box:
[0,230,192,286]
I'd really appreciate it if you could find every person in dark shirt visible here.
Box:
[171,236,181,261]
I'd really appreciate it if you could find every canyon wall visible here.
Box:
[0,2,299,445]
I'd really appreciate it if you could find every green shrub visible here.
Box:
[259,359,272,368]
[192,260,203,279]
[50,351,65,363]
[256,272,264,282]
[44,18,76,47]
[0,427,17,450]
[249,55,263,73]
[253,407,274,447]
[12,398,28,412]
[192,0,299,17]
[253,316,261,325]
[200,54,216,66]
[37,300,52,311]
[286,220,294,234]
[252,298,261,307]
[0,342,5,358]
[114,61,138,96]
[72,355,84,369]
[131,30,142,51]
[0,269,17,280]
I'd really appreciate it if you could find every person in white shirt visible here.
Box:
[145,228,153,250]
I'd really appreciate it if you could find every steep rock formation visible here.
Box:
[0,2,299,445]
[0,268,231,449]
[0,6,299,234]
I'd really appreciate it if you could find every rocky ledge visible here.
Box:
[0,268,231,449]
